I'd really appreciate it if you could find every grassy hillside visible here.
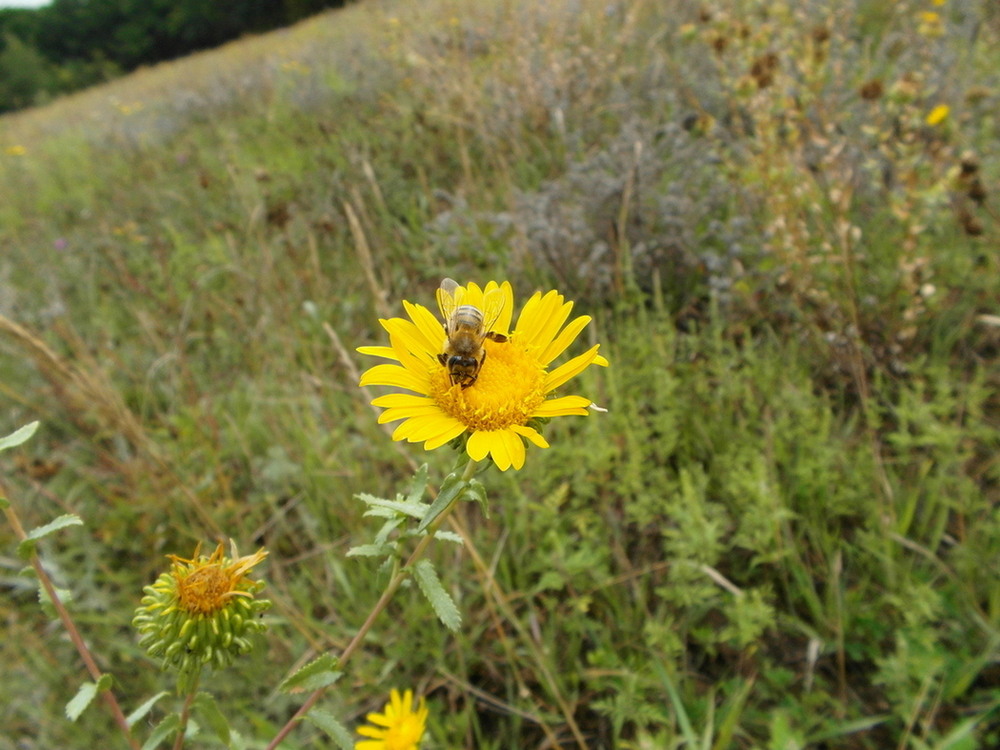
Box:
[1,0,999,747]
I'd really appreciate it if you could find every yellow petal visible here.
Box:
[532,395,592,417]
[514,291,555,348]
[359,363,430,393]
[517,291,573,352]
[388,331,436,373]
[392,415,454,443]
[404,301,446,356]
[538,314,590,366]
[423,419,467,449]
[468,428,525,471]
[512,423,549,448]
[543,344,603,392]
[464,281,485,309]
[493,281,514,336]
[357,345,399,360]
[377,404,446,423]
[501,428,527,470]
[466,430,493,462]
[371,393,435,408]
[488,430,514,471]
[514,291,543,339]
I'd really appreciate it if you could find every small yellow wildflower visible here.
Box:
[356,689,428,750]
[5,145,26,156]
[358,280,608,471]
[925,104,950,126]
[917,10,944,36]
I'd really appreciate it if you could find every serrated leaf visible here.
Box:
[194,692,230,746]
[306,707,354,749]
[412,559,461,631]
[405,464,429,505]
[373,518,404,546]
[142,713,181,750]
[0,421,39,452]
[346,543,391,558]
[279,653,342,694]
[355,492,392,508]
[362,498,427,519]
[126,692,171,729]
[417,472,466,533]
[66,681,98,722]
[17,514,84,558]
[465,479,489,517]
[38,581,72,618]
[432,530,463,545]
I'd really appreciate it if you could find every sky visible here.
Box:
[0,0,50,7]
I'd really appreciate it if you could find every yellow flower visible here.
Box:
[168,542,268,615]
[917,10,944,36]
[925,104,950,126]
[5,145,26,156]
[132,542,271,675]
[358,280,609,471]
[356,689,428,750]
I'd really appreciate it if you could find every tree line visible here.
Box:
[0,0,346,113]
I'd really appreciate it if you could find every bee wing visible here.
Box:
[437,278,463,325]
[481,282,511,337]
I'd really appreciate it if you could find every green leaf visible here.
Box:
[416,471,466,533]
[346,543,392,558]
[405,464,429,505]
[142,713,181,750]
[194,692,230,746]
[17,514,84,559]
[0,496,9,509]
[412,558,461,631]
[361,497,427,519]
[306,707,354,750]
[355,492,392,508]
[38,581,72,618]
[278,653,342,693]
[465,479,489,517]
[0,421,39,452]
[652,659,698,747]
[432,530,463,545]
[96,673,113,692]
[66,680,98,722]
[373,517,404,545]
[126,692,171,729]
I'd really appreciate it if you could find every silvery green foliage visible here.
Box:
[428,119,763,310]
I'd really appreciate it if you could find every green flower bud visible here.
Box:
[132,542,271,685]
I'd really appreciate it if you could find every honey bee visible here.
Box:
[437,278,508,388]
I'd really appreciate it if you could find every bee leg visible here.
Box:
[486,332,508,343]
[437,353,448,366]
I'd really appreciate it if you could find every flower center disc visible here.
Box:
[429,338,545,431]
[177,565,231,615]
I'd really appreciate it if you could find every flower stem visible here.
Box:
[1,484,141,750]
[171,672,201,750]
[264,460,479,750]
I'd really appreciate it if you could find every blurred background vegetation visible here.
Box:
[1,0,999,747]
[0,0,346,112]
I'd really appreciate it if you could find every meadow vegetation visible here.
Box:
[1,0,998,747]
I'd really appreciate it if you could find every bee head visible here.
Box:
[447,355,481,387]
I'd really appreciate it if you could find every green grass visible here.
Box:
[1,0,999,747]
